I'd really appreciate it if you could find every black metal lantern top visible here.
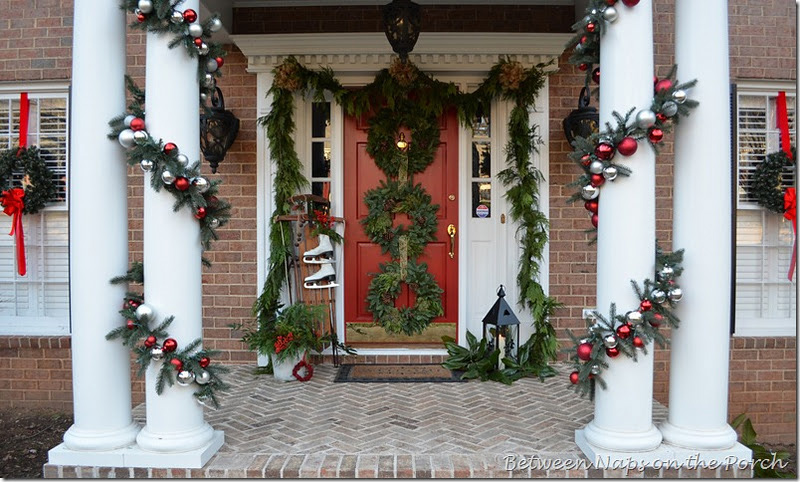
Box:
[481,285,521,328]
[562,86,599,146]
[383,0,422,61]
[200,87,240,174]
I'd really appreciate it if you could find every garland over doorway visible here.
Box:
[254,56,560,365]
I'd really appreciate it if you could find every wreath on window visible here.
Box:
[0,147,57,214]
[361,180,439,259]
[365,101,441,178]
[749,149,796,214]
[365,260,444,336]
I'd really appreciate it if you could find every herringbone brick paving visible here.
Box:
[44,363,753,478]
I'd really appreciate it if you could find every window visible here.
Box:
[470,112,492,218]
[0,85,70,335]
[310,101,331,200]
[734,83,796,337]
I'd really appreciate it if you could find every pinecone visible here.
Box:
[499,61,525,91]
[274,60,301,91]
[384,199,397,210]
[389,57,418,87]
[382,294,394,304]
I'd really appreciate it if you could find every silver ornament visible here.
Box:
[583,15,592,25]
[603,334,618,349]
[588,160,605,174]
[170,10,184,24]
[176,370,196,387]
[590,365,601,375]
[661,101,678,117]
[198,42,210,56]
[133,130,149,143]
[603,6,619,23]
[574,43,584,53]
[203,73,215,88]
[118,129,135,148]
[200,92,208,103]
[161,170,176,185]
[208,17,223,33]
[205,58,219,73]
[668,288,683,302]
[176,154,189,167]
[195,370,212,385]
[659,265,674,280]
[140,159,155,172]
[135,303,154,322]
[188,24,204,38]
[672,89,687,104]
[193,177,209,193]
[635,109,657,129]
[626,310,643,325]
[650,289,667,304]
[150,345,164,361]
[581,184,600,200]
[137,0,153,14]
[209,218,220,229]
[603,166,618,181]
[590,8,599,16]
[124,114,136,127]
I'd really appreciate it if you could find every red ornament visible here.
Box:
[640,299,653,312]
[195,207,207,220]
[194,38,203,47]
[163,142,178,155]
[170,358,183,371]
[617,136,638,156]
[162,338,178,353]
[580,35,588,45]
[577,342,593,361]
[591,67,600,84]
[199,356,210,368]
[130,118,145,132]
[586,22,596,33]
[616,323,632,339]
[127,299,139,309]
[182,9,198,23]
[594,142,615,161]
[580,154,591,167]
[656,112,669,123]
[590,173,605,187]
[585,200,599,213]
[569,371,580,384]
[605,0,617,4]
[606,346,620,358]
[578,63,589,72]
[633,336,644,348]
[651,313,663,327]
[126,319,136,330]
[591,213,599,228]
[207,196,219,208]
[137,12,146,22]
[144,335,157,348]
[654,79,673,93]
[648,128,664,143]
[215,57,224,68]
[621,0,640,6]
[174,177,190,191]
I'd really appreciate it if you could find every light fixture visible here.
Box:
[200,87,240,174]
[482,285,521,369]
[383,0,422,61]
[396,132,409,150]
[562,86,599,146]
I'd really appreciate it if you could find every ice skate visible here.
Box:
[304,263,340,289]
[303,234,335,264]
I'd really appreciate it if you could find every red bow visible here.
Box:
[785,188,796,281]
[1,188,26,276]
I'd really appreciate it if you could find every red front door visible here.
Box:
[343,109,459,346]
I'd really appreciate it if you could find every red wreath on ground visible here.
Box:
[292,359,314,382]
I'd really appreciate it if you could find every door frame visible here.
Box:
[237,32,567,357]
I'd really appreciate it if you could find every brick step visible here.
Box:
[310,353,448,365]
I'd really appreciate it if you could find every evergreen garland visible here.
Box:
[749,149,796,214]
[0,147,58,214]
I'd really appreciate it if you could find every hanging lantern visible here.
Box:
[199,87,240,174]
[562,86,599,146]
[383,0,422,62]
[481,285,521,370]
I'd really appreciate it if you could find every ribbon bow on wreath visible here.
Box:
[1,188,26,276]
[785,187,797,281]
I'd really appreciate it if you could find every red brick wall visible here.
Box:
[0,0,796,444]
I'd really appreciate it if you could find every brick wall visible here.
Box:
[0,0,795,445]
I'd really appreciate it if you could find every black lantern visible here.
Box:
[562,86,599,146]
[200,87,240,174]
[383,0,422,61]
[482,285,520,368]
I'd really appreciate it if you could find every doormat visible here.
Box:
[333,363,466,383]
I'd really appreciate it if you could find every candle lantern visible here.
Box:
[481,285,520,368]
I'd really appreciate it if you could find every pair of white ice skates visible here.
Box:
[302,234,339,289]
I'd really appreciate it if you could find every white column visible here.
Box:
[133,0,220,459]
[659,0,738,450]
[59,0,140,456]
[580,0,662,452]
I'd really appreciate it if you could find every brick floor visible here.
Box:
[44,363,749,478]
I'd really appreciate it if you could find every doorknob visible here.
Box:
[447,224,456,259]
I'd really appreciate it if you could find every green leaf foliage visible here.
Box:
[731,413,795,478]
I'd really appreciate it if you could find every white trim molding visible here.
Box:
[232,32,572,73]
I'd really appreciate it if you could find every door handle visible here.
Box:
[447,224,456,259]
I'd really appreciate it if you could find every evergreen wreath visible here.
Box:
[0,147,57,214]
[749,149,796,214]
[365,260,444,336]
[361,180,439,259]
[365,101,441,178]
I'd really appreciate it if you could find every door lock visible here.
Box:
[447,224,457,259]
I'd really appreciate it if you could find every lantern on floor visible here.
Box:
[200,87,240,173]
[562,86,599,146]
[481,285,520,369]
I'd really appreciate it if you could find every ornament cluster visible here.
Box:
[566,247,684,398]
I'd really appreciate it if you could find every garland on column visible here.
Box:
[566,246,684,398]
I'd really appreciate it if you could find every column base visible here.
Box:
[581,420,662,452]
[62,421,141,452]
[659,420,739,450]
[136,420,216,453]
